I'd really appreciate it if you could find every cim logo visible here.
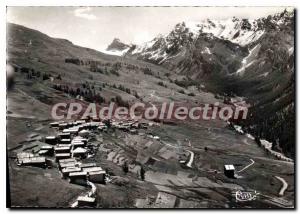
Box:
[235,190,260,202]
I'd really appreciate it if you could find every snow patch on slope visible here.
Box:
[185,19,265,47]
[235,44,261,75]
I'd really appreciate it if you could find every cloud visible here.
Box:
[73,7,97,20]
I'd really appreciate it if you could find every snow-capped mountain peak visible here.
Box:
[122,17,264,64]
[104,9,293,64]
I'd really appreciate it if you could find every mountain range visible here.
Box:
[106,9,295,157]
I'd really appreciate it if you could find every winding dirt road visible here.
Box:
[186,150,194,168]
[238,159,255,173]
[275,176,288,196]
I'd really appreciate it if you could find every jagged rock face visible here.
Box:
[106,38,131,51]
[125,17,265,64]
[121,9,294,91]
[123,9,293,65]
[174,33,248,79]
[121,9,295,158]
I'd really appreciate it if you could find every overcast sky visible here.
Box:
[7,7,290,51]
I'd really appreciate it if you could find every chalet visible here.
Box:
[60,139,71,144]
[69,171,87,184]
[63,128,79,135]
[41,145,53,150]
[55,153,71,161]
[72,138,87,144]
[19,157,47,168]
[79,163,97,168]
[224,165,235,178]
[73,138,87,144]
[58,158,76,169]
[71,141,85,149]
[45,136,57,145]
[72,138,84,142]
[38,145,54,156]
[50,122,59,128]
[69,128,79,134]
[56,144,72,148]
[88,170,106,184]
[54,146,71,153]
[60,161,77,169]
[62,167,81,177]
[17,152,34,164]
[72,147,87,158]
[59,158,76,164]
[82,166,103,173]
[73,136,88,143]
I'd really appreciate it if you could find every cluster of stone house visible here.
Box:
[16,118,152,207]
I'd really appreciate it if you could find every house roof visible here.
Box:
[58,132,70,136]
[82,166,103,172]
[41,146,53,150]
[45,136,56,139]
[224,165,235,170]
[56,144,71,148]
[72,141,85,145]
[60,162,77,168]
[79,163,97,168]
[62,167,81,173]
[72,147,87,154]
[89,170,106,175]
[21,157,46,164]
[17,152,35,159]
[73,137,88,142]
[55,146,70,151]
[55,153,71,157]
[69,171,87,177]
[59,158,76,163]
